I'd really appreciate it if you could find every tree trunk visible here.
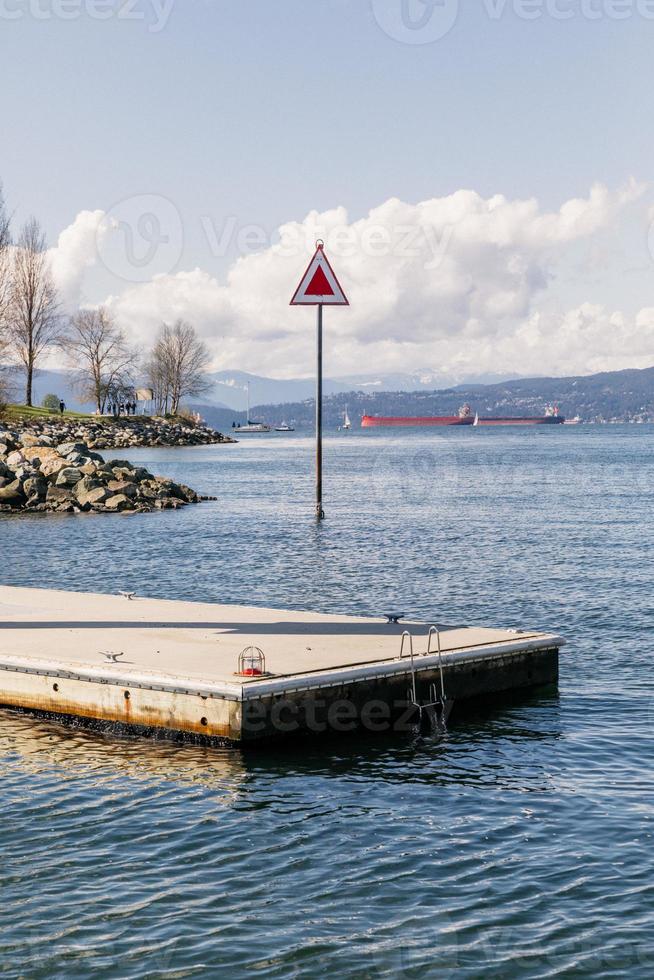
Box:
[26,364,33,407]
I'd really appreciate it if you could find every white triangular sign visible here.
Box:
[290,243,349,306]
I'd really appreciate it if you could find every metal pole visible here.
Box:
[316,303,324,520]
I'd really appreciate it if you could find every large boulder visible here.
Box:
[19,434,43,448]
[39,453,71,480]
[104,493,134,511]
[107,479,138,498]
[20,444,57,460]
[46,486,77,511]
[127,467,151,483]
[55,467,83,487]
[56,442,88,457]
[0,480,25,505]
[73,474,98,494]
[6,450,26,468]
[176,483,199,503]
[23,476,48,505]
[81,486,111,508]
[113,466,141,482]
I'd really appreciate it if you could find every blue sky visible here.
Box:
[2,1,654,378]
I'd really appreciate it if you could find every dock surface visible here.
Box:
[0,587,564,742]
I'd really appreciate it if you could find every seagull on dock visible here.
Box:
[101,651,126,663]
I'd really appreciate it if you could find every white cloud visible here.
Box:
[48,210,106,307]
[501,304,654,376]
[52,180,654,379]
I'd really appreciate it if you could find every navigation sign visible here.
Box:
[290,241,349,520]
[290,242,349,306]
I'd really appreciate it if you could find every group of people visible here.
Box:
[106,401,138,417]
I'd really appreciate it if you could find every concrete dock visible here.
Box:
[0,586,564,743]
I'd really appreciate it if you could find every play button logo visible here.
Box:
[372,0,459,44]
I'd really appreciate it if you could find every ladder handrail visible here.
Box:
[400,630,417,704]
[401,627,451,731]
[427,625,447,702]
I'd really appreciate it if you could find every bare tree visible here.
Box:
[63,307,133,413]
[7,217,60,406]
[0,184,11,332]
[0,186,12,409]
[146,320,211,415]
[144,344,171,415]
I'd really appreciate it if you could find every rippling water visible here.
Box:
[1,426,653,977]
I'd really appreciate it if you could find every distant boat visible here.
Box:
[473,412,479,427]
[338,407,352,432]
[234,422,271,433]
[275,422,295,432]
[563,416,582,425]
[232,382,271,433]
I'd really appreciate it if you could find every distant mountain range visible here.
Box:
[193,365,654,429]
[197,368,517,411]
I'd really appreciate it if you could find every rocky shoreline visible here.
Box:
[1,415,235,451]
[0,428,208,515]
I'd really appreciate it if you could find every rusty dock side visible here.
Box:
[0,586,564,743]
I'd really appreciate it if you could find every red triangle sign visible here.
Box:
[290,243,349,306]
[305,265,334,296]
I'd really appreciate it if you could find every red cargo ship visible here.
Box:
[361,405,565,427]
[478,406,564,425]
[361,404,474,427]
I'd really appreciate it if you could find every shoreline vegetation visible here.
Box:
[0,414,232,515]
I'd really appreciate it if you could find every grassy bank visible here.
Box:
[2,404,93,421]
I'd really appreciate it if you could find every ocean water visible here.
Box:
[1,425,653,978]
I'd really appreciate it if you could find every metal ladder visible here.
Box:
[400,627,453,732]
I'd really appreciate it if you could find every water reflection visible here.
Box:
[0,683,562,796]
[0,708,245,797]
